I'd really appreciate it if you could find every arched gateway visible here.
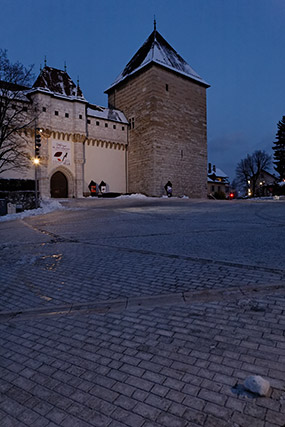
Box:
[50,171,68,198]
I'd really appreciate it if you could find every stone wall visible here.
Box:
[108,64,208,197]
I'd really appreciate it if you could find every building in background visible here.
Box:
[207,163,230,197]
[247,169,277,197]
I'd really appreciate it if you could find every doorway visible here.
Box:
[50,171,68,198]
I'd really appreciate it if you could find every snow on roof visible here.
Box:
[213,167,228,178]
[106,30,210,92]
[33,66,86,101]
[208,166,229,183]
[87,104,128,124]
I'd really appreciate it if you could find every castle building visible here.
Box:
[1,26,209,199]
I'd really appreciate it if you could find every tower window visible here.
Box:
[87,119,91,124]
[96,121,100,126]
[65,113,69,118]
[42,107,46,112]
[55,111,59,116]
[79,114,82,119]
[105,123,108,128]
[113,124,116,129]
[23,106,28,112]
[166,84,169,91]
[122,126,125,131]
[130,117,135,129]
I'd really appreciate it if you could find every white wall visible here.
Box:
[84,142,126,193]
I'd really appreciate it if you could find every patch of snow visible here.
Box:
[117,194,148,199]
[87,106,128,124]
[244,375,270,396]
[0,198,63,222]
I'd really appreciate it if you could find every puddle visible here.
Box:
[40,254,63,271]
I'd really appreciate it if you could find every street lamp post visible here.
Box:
[34,127,42,209]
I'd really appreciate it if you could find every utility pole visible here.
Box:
[34,127,42,208]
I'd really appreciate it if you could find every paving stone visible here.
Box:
[0,199,285,427]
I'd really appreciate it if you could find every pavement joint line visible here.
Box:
[19,220,285,277]
[0,282,284,323]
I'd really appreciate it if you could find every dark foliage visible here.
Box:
[0,49,34,173]
[235,150,271,196]
[0,178,35,191]
[272,116,285,181]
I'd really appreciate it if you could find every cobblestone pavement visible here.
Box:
[0,198,284,426]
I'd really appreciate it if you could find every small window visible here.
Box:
[96,121,100,126]
[55,111,59,116]
[130,117,135,129]
[113,124,116,129]
[105,123,108,128]
[122,126,125,131]
[12,104,16,110]
[79,114,82,119]
[65,113,69,118]
[23,106,28,112]
[87,119,91,124]
[211,185,215,192]
[166,84,169,91]
[42,107,46,112]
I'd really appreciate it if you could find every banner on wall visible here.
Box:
[52,141,71,165]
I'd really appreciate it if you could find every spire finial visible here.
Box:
[154,15,156,32]
[44,56,47,67]
[77,76,80,87]
[64,61,67,72]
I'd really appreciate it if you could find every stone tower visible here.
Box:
[105,26,210,197]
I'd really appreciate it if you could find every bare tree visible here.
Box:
[235,150,271,196]
[0,49,35,174]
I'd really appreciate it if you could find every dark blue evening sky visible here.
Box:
[1,0,284,181]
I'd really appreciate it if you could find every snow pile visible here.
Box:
[244,375,270,396]
[0,198,63,222]
[117,193,148,199]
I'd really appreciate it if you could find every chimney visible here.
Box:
[208,163,211,173]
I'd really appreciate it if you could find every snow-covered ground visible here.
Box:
[0,194,148,222]
[0,199,64,223]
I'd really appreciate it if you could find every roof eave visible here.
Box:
[105,60,210,93]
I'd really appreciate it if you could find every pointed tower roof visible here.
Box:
[106,29,209,92]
